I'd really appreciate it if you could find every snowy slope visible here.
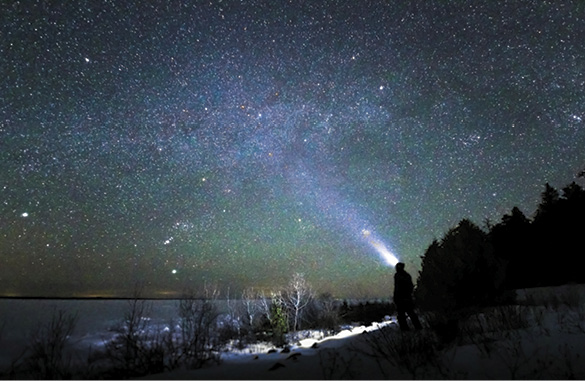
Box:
[146,284,585,379]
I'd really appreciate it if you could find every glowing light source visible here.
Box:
[290,162,400,267]
[361,229,399,267]
[370,239,399,267]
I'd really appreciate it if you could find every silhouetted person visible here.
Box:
[394,262,422,331]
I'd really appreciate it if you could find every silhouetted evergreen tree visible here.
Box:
[414,179,585,344]
[561,181,584,202]
[551,182,584,284]
[487,182,585,288]
[529,182,585,285]
[534,182,560,222]
[415,219,504,314]
[559,182,585,283]
[417,180,584,313]
[490,206,534,289]
[414,240,450,312]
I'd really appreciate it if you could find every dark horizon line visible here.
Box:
[0,295,185,301]
[0,294,390,301]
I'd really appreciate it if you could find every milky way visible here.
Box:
[2,1,585,297]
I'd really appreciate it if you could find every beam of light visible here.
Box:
[361,229,399,267]
[288,161,400,267]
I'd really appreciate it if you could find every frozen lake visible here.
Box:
[0,298,227,368]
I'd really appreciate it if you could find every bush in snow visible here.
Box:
[269,292,289,347]
[312,292,342,334]
[357,325,457,379]
[99,286,224,378]
[101,297,168,378]
[22,309,78,380]
[250,273,320,346]
[174,288,223,368]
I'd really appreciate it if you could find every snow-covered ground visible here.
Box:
[148,284,585,379]
[1,284,584,379]
[141,321,398,380]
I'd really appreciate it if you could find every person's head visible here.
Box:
[395,262,405,272]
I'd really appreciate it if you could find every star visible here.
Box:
[1,1,584,298]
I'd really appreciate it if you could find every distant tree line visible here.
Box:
[415,181,585,316]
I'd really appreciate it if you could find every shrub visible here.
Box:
[175,293,222,368]
[23,309,78,379]
[101,298,167,378]
[314,293,342,334]
[269,295,289,347]
[356,325,452,379]
[100,287,223,378]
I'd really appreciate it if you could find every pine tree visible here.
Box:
[269,294,288,347]
[416,219,503,313]
[534,183,560,222]
[490,206,533,288]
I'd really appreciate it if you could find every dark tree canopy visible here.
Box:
[490,206,533,289]
[415,219,503,313]
[416,181,585,313]
[530,181,585,286]
[534,182,560,222]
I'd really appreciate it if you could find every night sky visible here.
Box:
[2,1,585,298]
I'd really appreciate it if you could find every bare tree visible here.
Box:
[225,287,241,337]
[258,289,273,326]
[284,273,314,331]
[241,287,261,329]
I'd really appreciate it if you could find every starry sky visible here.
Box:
[2,1,585,298]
